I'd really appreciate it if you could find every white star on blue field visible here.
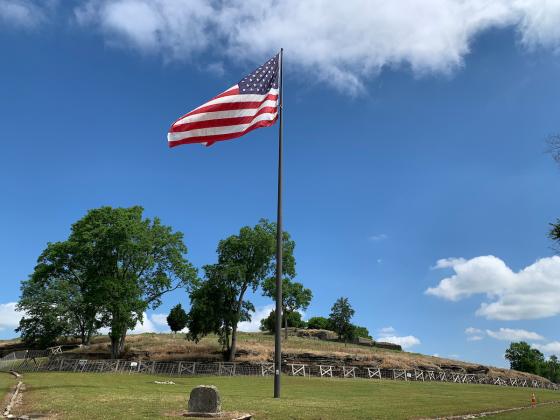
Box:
[1,1,560,368]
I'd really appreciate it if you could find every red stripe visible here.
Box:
[168,116,278,148]
[184,93,278,117]
[213,87,240,100]
[170,106,278,132]
[167,87,240,128]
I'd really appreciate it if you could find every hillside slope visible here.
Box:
[1,332,548,384]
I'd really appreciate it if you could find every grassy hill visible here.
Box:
[1,331,549,384]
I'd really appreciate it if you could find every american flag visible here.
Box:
[168,55,279,148]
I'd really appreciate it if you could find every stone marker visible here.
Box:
[187,385,222,416]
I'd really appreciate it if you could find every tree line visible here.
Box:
[17,206,369,361]
[505,341,560,383]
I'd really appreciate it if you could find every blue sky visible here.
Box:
[1,0,560,368]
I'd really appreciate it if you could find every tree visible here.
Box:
[545,355,560,383]
[505,341,545,374]
[187,264,255,355]
[167,304,188,334]
[329,297,355,342]
[18,206,196,358]
[352,325,371,340]
[546,134,560,166]
[186,219,295,361]
[550,219,560,254]
[260,309,306,333]
[18,240,104,346]
[262,277,312,339]
[307,316,332,331]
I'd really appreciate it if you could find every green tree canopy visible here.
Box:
[260,309,306,333]
[186,219,295,361]
[18,206,196,357]
[262,277,312,339]
[505,341,545,375]
[167,304,188,334]
[307,316,332,331]
[329,297,355,342]
[352,325,371,340]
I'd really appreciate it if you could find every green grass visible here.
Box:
[11,372,560,419]
[0,372,16,402]
[493,402,560,419]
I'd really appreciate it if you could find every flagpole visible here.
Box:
[274,47,284,399]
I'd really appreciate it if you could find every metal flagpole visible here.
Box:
[274,47,284,399]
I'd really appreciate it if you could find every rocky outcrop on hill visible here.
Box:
[294,329,403,351]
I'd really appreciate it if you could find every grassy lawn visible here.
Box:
[11,372,560,419]
[493,403,560,419]
[0,372,16,403]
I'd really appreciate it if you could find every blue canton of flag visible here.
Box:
[238,55,279,95]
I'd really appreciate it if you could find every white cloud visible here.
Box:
[128,312,158,334]
[0,302,23,331]
[238,304,275,333]
[380,335,421,349]
[426,255,560,320]
[369,233,388,241]
[378,326,396,335]
[150,313,168,328]
[74,1,560,93]
[465,327,484,341]
[486,328,544,341]
[534,341,560,355]
[0,0,55,29]
[376,326,420,349]
[432,258,468,270]
[467,335,484,341]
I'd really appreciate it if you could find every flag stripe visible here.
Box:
[169,116,278,148]
[168,112,277,142]
[174,99,278,126]
[184,93,278,117]
[171,107,278,132]
[187,87,278,115]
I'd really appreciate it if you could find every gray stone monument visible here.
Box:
[186,385,222,417]
[184,385,252,419]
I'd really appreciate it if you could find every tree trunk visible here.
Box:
[110,335,120,359]
[118,333,127,355]
[228,323,238,362]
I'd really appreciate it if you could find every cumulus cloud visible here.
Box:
[0,302,23,331]
[486,328,544,341]
[128,312,158,334]
[378,326,396,335]
[376,326,421,349]
[426,255,560,320]
[465,327,482,335]
[467,335,484,341]
[380,335,421,349]
[369,233,388,241]
[238,304,275,333]
[0,0,55,29]
[465,326,484,341]
[150,313,169,329]
[72,0,560,93]
[534,341,560,355]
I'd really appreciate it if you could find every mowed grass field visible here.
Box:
[7,372,560,419]
[1,373,16,402]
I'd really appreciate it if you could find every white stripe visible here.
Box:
[174,99,278,125]
[190,87,279,112]
[168,112,277,142]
